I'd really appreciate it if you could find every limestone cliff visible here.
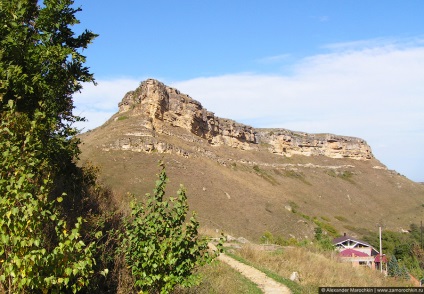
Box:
[116,79,373,160]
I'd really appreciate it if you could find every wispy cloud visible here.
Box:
[256,54,291,64]
[310,15,330,23]
[323,36,424,52]
[318,15,329,22]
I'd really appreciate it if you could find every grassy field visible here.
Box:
[171,241,415,293]
[229,244,413,293]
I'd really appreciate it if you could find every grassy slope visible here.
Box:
[79,114,424,242]
[177,243,414,293]
[231,245,413,293]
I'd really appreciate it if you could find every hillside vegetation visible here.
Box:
[79,109,424,242]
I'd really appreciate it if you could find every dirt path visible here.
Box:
[210,243,292,294]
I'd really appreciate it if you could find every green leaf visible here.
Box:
[94,231,103,239]
[100,268,109,277]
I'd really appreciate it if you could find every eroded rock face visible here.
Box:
[118,79,256,149]
[117,79,373,160]
[256,130,373,160]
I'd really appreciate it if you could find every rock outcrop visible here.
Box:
[116,79,373,160]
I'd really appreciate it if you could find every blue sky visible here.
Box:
[73,1,424,182]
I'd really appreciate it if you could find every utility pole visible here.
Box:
[421,221,423,250]
[379,226,383,273]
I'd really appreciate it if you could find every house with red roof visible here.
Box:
[333,233,386,270]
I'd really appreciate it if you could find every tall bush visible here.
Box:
[121,163,220,293]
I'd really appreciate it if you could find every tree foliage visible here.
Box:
[387,255,410,280]
[0,0,96,117]
[121,163,221,293]
[364,225,424,279]
[0,0,97,171]
[314,227,334,251]
[0,103,95,293]
[0,0,99,292]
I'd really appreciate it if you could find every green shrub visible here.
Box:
[261,231,275,244]
[313,219,339,238]
[284,170,311,185]
[321,216,330,222]
[326,170,355,183]
[121,163,221,293]
[252,165,278,185]
[334,216,349,222]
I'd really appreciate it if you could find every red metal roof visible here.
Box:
[374,254,387,263]
[340,248,369,257]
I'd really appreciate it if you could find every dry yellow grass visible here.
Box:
[235,245,412,293]
[79,113,424,242]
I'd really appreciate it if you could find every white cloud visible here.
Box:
[73,39,424,182]
[73,78,140,131]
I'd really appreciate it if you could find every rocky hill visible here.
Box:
[79,79,424,241]
[115,79,372,160]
